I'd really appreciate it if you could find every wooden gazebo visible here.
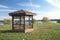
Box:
[9,10,36,32]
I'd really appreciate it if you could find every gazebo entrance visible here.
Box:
[9,10,36,32]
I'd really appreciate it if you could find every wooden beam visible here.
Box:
[12,16,14,30]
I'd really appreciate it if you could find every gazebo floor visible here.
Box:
[25,28,34,33]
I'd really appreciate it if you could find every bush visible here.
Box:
[42,17,50,22]
[57,19,60,23]
[32,19,36,23]
[3,18,12,24]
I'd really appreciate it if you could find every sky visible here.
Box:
[0,0,60,20]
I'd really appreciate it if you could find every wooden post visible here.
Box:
[12,16,14,30]
[29,16,30,25]
[19,16,21,29]
[20,16,21,26]
[29,16,31,28]
[32,16,33,28]
[23,16,25,32]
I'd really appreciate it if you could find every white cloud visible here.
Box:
[0,5,8,8]
[17,0,40,8]
[0,9,16,20]
[0,9,16,12]
[0,9,60,20]
[18,3,40,8]
[41,11,60,19]
[46,0,60,8]
[0,16,12,20]
[28,10,60,20]
[29,0,40,8]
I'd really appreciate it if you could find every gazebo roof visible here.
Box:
[9,10,36,16]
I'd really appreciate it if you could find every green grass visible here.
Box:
[0,24,12,30]
[0,22,60,40]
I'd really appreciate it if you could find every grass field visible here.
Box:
[0,22,60,40]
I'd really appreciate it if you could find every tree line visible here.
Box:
[3,17,60,25]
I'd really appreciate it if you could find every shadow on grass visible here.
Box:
[0,30,24,33]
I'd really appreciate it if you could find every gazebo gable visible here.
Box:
[9,10,36,16]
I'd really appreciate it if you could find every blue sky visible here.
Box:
[0,0,60,20]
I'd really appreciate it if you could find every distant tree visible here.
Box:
[4,19,6,24]
[42,17,50,22]
[57,19,60,23]
[33,19,36,23]
[3,18,12,24]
